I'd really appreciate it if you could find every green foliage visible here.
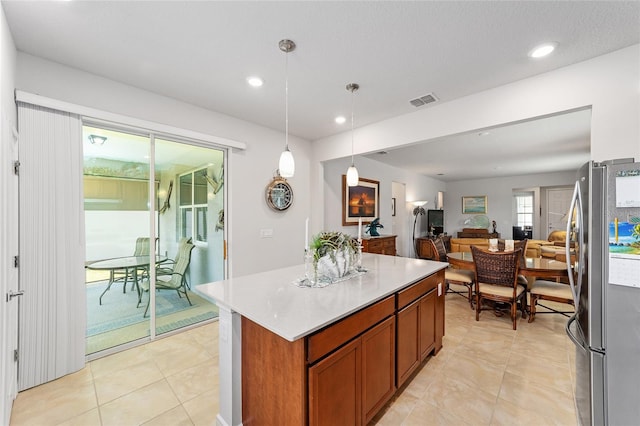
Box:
[311,231,359,263]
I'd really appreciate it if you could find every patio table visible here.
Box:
[86,255,167,305]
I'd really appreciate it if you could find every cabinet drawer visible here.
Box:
[307,295,395,364]
[397,273,440,310]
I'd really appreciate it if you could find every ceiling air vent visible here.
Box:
[409,93,438,107]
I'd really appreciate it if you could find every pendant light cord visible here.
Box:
[285,49,289,151]
[350,87,355,166]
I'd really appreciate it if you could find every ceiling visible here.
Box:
[3,1,639,180]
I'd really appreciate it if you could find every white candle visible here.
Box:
[305,217,309,251]
[358,217,362,240]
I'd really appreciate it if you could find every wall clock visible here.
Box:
[266,175,293,211]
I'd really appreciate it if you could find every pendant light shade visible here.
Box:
[346,165,359,186]
[279,39,296,178]
[279,148,295,178]
[346,83,360,187]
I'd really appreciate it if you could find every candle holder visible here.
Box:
[356,239,363,271]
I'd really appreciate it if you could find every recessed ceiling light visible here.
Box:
[247,76,263,87]
[335,116,346,124]
[528,42,558,58]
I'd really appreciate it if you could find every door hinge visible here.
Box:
[13,160,20,175]
[14,349,18,362]
[14,255,19,268]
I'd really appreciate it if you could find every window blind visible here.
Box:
[17,102,85,390]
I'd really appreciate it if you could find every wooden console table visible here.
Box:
[416,236,451,259]
[456,230,500,238]
[361,235,396,256]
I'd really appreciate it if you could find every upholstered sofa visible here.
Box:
[450,237,540,258]
[527,230,569,257]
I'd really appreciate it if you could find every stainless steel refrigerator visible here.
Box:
[565,159,640,426]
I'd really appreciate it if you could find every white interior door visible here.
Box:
[1,120,20,424]
[547,187,574,235]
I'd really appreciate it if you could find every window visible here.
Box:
[179,168,208,243]
[515,194,533,227]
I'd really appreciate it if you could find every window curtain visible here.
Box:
[17,102,85,390]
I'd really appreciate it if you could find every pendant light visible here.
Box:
[346,83,360,187]
[278,39,296,178]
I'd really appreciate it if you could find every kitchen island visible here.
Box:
[196,253,447,426]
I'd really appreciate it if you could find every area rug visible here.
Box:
[86,281,218,337]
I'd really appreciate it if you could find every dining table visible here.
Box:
[86,255,167,305]
[446,251,570,280]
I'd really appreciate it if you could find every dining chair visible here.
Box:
[429,238,475,309]
[498,239,530,288]
[528,253,575,322]
[140,241,195,317]
[471,245,527,330]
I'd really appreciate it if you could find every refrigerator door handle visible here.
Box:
[566,181,581,307]
[565,314,585,350]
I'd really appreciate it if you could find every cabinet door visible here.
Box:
[419,290,436,361]
[309,338,361,426]
[396,298,420,388]
[418,239,433,259]
[362,316,396,424]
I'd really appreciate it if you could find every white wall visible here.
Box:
[0,4,17,423]
[313,46,640,224]
[445,171,575,239]
[323,156,446,257]
[15,53,313,277]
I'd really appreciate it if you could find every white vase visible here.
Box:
[315,248,353,280]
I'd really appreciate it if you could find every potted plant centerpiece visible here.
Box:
[306,231,361,285]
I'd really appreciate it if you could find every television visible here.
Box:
[427,209,444,236]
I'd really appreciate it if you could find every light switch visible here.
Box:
[260,229,273,238]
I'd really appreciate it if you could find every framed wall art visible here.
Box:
[342,176,379,225]
[462,195,487,214]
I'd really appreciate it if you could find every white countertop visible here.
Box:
[195,253,447,342]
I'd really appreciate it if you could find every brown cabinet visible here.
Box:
[396,298,420,386]
[309,338,362,426]
[309,315,395,426]
[419,291,436,360]
[361,316,396,424]
[416,237,435,259]
[457,229,500,238]
[396,273,439,388]
[361,235,396,256]
[242,270,445,426]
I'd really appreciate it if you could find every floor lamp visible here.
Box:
[411,201,428,258]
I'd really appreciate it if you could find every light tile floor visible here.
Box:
[10,294,577,425]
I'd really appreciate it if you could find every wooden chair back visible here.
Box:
[429,238,448,262]
[471,246,521,289]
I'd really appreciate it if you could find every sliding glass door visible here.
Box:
[153,137,224,336]
[83,124,224,355]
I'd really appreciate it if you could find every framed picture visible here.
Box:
[342,176,379,225]
[462,195,487,214]
[391,197,396,216]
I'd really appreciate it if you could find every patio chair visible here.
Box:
[471,245,527,330]
[140,241,195,317]
[110,237,154,293]
[156,237,193,287]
